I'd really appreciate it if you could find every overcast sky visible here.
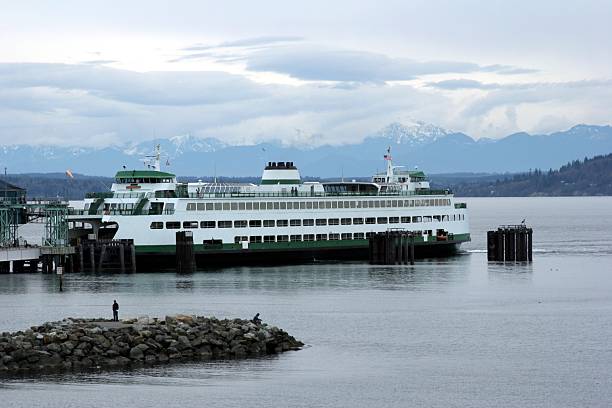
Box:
[1,0,611,147]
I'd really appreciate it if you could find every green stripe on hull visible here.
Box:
[135,234,470,254]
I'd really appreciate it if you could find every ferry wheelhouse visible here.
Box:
[68,147,470,265]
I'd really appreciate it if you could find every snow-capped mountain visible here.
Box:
[123,135,226,157]
[374,121,452,145]
[1,123,611,176]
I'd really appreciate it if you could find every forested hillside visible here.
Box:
[449,154,612,196]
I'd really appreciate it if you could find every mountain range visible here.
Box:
[2,122,612,177]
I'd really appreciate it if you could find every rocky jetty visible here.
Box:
[0,315,303,375]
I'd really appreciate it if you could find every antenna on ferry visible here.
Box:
[384,146,393,183]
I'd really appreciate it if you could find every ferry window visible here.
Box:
[316,219,327,226]
[201,221,215,228]
[246,202,252,210]
[344,201,350,208]
[205,203,213,211]
[329,233,340,241]
[442,215,449,221]
[391,200,397,207]
[375,201,380,208]
[214,203,222,210]
[380,201,386,208]
[350,201,356,208]
[341,218,351,225]
[313,202,319,209]
[412,216,422,223]
[166,221,180,229]
[263,220,275,227]
[287,202,292,210]
[218,221,232,228]
[249,236,262,243]
[365,217,375,224]
[338,201,343,209]
[306,202,313,209]
[293,202,300,209]
[277,220,288,227]
[197,203,205,211]
[316,234,327,241]
[239,202,245,210]
[398,200,404,207]
[261,202,267,210]
[303,219,314,226]
[319,201,325,208]
[353,218,363,225]
[252,202,259,210]
[249,220,262,227]
[230,203,237,210]
[290,219,301,227]
[150,222,163,230]
[377,217,388,224]
[389,217,399,224]
[332,201,338,209]
[264,235,275,243]
[290,235,302,242]
[280,202,286,210]
[365,232,375,238]
[274,202,280,210]
[354,233,365,239]
[401,216,411,223]
[183,221,199,229]
[300,202,306,209]
[234,220,247,228]
[303,234,315,241]
[326,202,332,209]
[423,216,432,222]
[277,235,289,242]
[223,203,230,211]
[328,218,339,226]
[341,233,352,240]
[433,215,441,222]
[187,203,196,211]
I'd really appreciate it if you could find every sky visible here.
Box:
[1,0,611,148]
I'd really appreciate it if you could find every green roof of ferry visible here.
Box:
[115,170,176,179]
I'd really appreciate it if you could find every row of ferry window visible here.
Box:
[185,198,452,212]
[150,214,466,230]
[235,233,375,243]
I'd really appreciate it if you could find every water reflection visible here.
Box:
[487,260,534,283]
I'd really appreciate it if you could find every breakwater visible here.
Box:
[0,315,303,375]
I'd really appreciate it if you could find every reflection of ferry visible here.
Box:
[68,146,470,265]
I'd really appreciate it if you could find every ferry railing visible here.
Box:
[183,189,451,199]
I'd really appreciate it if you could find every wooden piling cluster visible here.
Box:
[76,239,137,272]
[175,231,196,273]
[487,225,532,262]
[369,231,416,265]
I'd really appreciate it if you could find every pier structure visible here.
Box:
[0,199,76,273]
[369,230,417,265]
[487,225,533,262]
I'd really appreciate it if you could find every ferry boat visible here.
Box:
[68,147,470,266]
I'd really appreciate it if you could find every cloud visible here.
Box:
[1,62,611,148]
[241,45,538,83]
[0,62,454,147]
[182,36,304,51]
[0,63,266,106]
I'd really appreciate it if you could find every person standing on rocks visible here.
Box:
[112,300,119,321]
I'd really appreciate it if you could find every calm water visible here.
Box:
[2,197,612,408]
